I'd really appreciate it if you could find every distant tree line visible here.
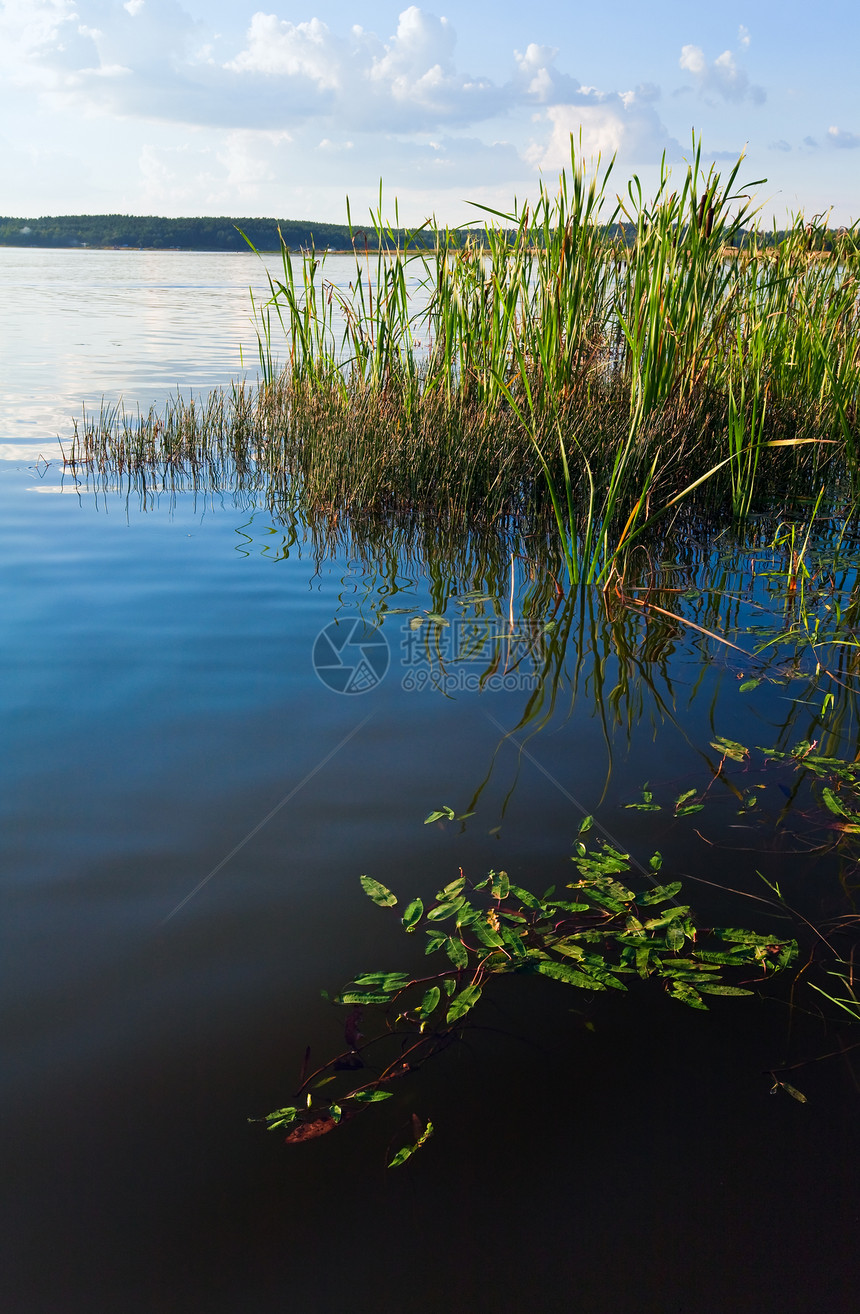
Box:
[0,214,853,253]
[0,214,472,252]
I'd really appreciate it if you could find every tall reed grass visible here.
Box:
[70,139,860,582]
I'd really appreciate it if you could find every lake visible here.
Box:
[2,248,859,1313]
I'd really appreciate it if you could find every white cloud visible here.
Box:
[527,92,679,171]
[738,25,751,49]
[224,14,341,90]
[679,41,765,104]
[828,126,860,149]
[124,1,146,15]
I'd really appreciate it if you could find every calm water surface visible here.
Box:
[2,250,858,1313]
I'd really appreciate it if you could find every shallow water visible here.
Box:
[2,250,859,1313]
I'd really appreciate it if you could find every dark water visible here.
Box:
[2,461,859,1314]
[2,252,859,1312]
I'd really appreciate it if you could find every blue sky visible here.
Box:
[1,1,858,225]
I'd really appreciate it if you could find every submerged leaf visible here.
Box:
[776,1081,808,1104]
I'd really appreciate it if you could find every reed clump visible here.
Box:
[69,139,859,581]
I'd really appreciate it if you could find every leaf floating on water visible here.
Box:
[490,870,510,900]
[666,921,686,951]
[640,880,682,905]
[443,936,469,969]
[352,1089,394,1103]
[284,1114,341,1144]
[402,898,424,930]
[739,678,760,692]
[360,875,398,907]
[446,983,483,1022]
[425,806,455,825]
[821,786,850,817]
[711,736,749,762]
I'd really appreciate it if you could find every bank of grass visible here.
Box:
[69,141,860,580]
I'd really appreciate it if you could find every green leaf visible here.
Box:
[443,936,469,969]
[639,881,683,905]
[578,815,594,835]
[424,928,448,954]
[535,960,607,989]
[424,806,455,824]
[490,870,510,900]
[436,876,467,901]
[418,986,441,1018]
[739,678,760,692]
[388,1120,434,1167]
[351,1089,393,1103]
[698,984,754,996]
[667,980,707,1010]
[337,990,393,1005]
[469,917,505,949]
[446,983,483,1022]
[666,921,686,951]
[263,1106,299,1130]
[551,940,585,959]
[649,851,663,872]
[402,899,424,931]
[427,897,467,921]
[353,972,412,988]
[710,736,748,762]
[545,899,590,912]
[360,875,397,907]
[508,883,543,909]
[821,786,850,817]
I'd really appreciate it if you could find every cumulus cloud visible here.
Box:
[0,3,675,146]
[679,40,765,104]
[528,92,680,171]
[828,126,860,149]
[225,15,342,90]
[220,6,504,130]
[0,2,682,210]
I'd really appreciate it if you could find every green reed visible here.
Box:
[70,138,860,580]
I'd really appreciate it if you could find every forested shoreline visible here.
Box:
[1,212,853,253]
